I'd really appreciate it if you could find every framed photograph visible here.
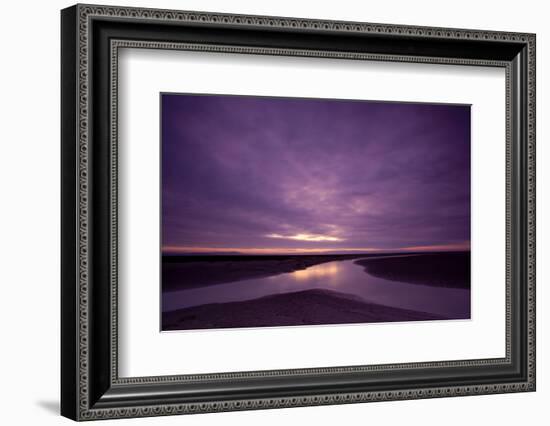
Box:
[61,4,536,421]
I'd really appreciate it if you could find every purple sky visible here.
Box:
[162,94,470,254]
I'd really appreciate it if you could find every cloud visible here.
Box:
[161,94,470,252]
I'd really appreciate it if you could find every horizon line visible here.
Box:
[162,242,470,255]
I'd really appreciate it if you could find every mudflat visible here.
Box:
[354,252,470,288]
[162,288,445,331]
[162,254,386,291]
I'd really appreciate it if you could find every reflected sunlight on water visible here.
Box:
[164,258,470,318]
[291,262,341,282]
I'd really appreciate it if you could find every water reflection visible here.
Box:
[291,262,341,282]
[163,258,470,319]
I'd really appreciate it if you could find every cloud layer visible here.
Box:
[162,94,470,253]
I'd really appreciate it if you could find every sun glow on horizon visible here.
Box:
[162,241,470,255]
[265,233,343,242]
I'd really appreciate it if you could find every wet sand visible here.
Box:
[162,288,446,331]
[354,252,470,288]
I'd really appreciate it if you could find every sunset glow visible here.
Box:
[266,233,343,242]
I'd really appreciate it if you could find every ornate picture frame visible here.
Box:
[61,4,536,421]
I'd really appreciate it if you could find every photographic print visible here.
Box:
[161,94,471,331]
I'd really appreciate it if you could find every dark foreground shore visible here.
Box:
[354,251,470,288]
[162,288,445,331]
[163,253,383,291]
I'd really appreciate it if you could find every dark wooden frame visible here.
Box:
[61,4,536,421]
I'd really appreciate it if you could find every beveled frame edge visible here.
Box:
[61,3,536,421]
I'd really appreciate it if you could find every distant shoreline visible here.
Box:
[162,251,470,291]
